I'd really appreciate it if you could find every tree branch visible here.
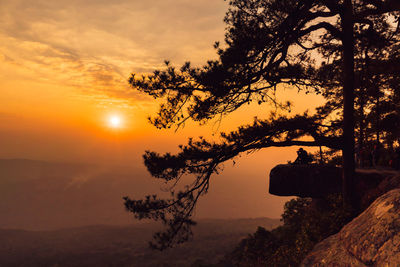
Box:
[300,22,342,39]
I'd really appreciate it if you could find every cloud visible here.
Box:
[0,0,228,66]
[0,35,133,100]
[0,0,228,106]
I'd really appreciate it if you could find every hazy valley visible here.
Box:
[0,159,280,266]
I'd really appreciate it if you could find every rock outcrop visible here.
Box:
[301,188,400,266]
[269,164,399,201]
[269,164,342,198]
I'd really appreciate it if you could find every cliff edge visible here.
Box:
[301,187,400,266]
[269,164,399,209]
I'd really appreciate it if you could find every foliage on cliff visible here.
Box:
[223,195,352,266]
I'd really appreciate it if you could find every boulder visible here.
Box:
[269,164,398,199]
[269,164,341,198]
[301,188,400,266]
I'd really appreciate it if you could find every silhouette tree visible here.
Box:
[315,15,400,161]
[124,0,400,249]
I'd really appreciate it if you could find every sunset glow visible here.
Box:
[108,115,122,128]
[0,0,324,226]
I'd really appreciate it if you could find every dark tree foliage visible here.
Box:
[224,195,352,266]
[315,17,400,149]
[124,114,342,249]
[124,0,400,249]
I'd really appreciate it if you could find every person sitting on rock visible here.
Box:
[293,148,313,164]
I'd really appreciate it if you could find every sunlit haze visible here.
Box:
[0,0,324,223]
[108,115,123,128]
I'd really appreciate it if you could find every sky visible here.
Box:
[0,0,325,220]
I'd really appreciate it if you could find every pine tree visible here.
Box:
[124,0,400,249]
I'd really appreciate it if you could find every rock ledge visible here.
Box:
[301,188,400,266]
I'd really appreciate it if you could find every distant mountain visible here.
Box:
[0,158,282,231]
[0,158,154,230]
[0,159,282,266]
[0,218,281,267]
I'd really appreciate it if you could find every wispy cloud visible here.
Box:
[0,0,227,104]
[0,35,133,100]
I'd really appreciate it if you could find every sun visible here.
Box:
[108,115,122,128]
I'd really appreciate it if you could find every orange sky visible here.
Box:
[0,0,325,219]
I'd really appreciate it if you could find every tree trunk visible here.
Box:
[341,0,358,213]
[376,95,380,144]
[358,46,369,167]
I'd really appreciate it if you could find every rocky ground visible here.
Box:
[301,187,400,266]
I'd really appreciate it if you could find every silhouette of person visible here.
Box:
[294,148,312,164]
